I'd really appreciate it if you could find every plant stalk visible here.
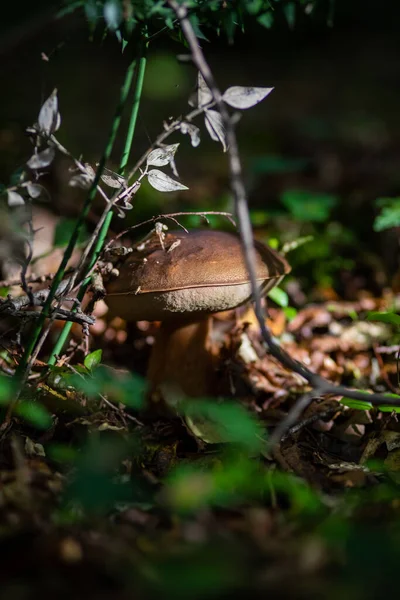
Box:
[47,36,148,364]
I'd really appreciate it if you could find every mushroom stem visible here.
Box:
[147,316,217,404]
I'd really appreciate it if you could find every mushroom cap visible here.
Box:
[105,229,291,322]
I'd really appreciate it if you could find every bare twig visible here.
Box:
[65,364,144,427]
[125,101,216,183]
[170,0,400,443]
[268,391,318,448]
[107,210,236,246]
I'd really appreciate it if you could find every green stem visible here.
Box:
[15,49,139,380]
[120,42,147,175]
[47,35,148,365]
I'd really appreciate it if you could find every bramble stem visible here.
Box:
[47,35,148,365]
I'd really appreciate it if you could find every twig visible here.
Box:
[268,391,319,448]
[170,0,400,441]
[107,210,236,245]
[0,268,73,289]
[65,364,144,427]
[125,100,216,184]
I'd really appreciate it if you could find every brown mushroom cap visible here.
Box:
[105,229,291,322]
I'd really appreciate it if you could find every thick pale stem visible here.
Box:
[147,317,217,404]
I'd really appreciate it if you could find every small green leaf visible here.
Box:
[284,2,296,29]
[340,398,373,411]
[284,306,297,321]
[257,12,273,28]
[367,311,400,326]
[16,401,52,429]
[378,405,400,414]
[281,190,337,222]
[84,349,102,372]
[374,198,400,231]
[181,400,264,450]
[268,286,289,308]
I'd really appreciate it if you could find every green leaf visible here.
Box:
[84,349,102,371]
[366,311,400,326]
[104,0,122,31]
[16,401,52,429]
[268,286,289,308]
[250,155,308,175]
[53,218,88,248]
[281,189,338,222]
[284,2,296,29]
[257,12,273,28]
[284,306,297,321]
[181,399,264,450]
[340,398,373,411]
[189,14,209,42]
[378,405,400,414]
[70,366,146,410]
[374,198,400,231]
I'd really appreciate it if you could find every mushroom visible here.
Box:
[105,229,290,404]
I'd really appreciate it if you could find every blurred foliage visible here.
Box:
[58,0,332,46]
[374,197,400,232]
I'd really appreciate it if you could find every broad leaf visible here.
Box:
[100,166,125,188]
[197,72,213,107]
[38,89,61,135]
[367,311,400,326]
[147,169,188,193]
[7,190,25,207]
[268,286,289,308]
[147,144,179,167]
[16,400,52,430]
[222,86,273,109]
[204,110,227,152]
[84,349,103,372]
[26,182,44,199]
[104,0,122,30]
[27,147,55,170]
[69,173,93,189]
[180,122,200,147]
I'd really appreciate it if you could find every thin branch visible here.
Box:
[170,0,400,426]
[125,100,216,183]
[268,391,317,448]
[108,210,236,245]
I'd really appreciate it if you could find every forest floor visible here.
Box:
[1,283,400,600]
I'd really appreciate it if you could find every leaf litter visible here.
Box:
[2,266,400,599]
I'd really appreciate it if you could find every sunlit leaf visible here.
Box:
[27,147,55,170]
[69,173,93,189]
[204,110,227,152]
[340,398,373,411]
[38,89,61,135]
[84,349,102,372]
[100,175,124,188]
[367,312,400,326]
[268,286,289,308]
[147,144,180,167]
[147,169,188,192]
[26,182,44,199]
[103,0,122,30]
[181,399,264,450]
[16,400,52,430]
[180,122,200,147]
[197,72,213,107]
[7,190,25,207]
[222,86,273,109]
